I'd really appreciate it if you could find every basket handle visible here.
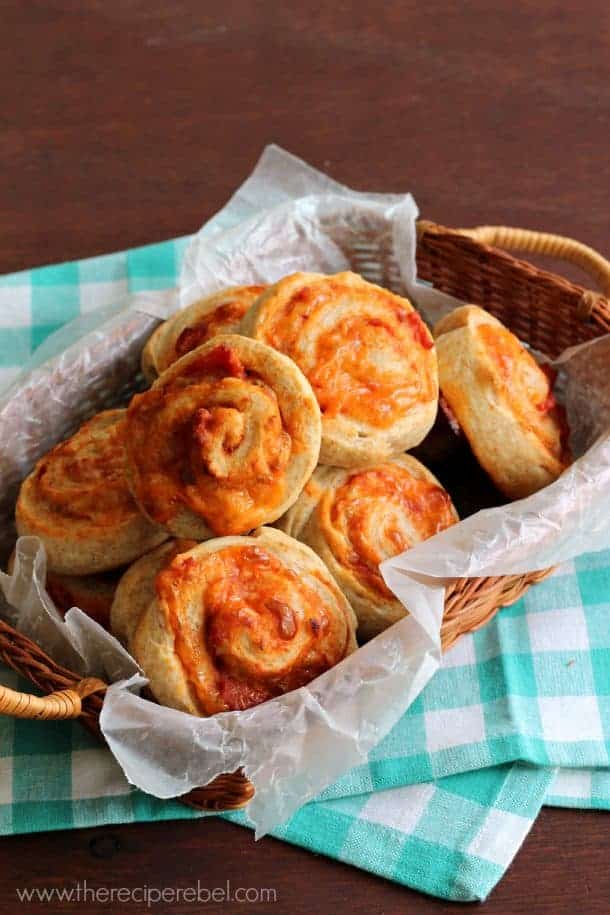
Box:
[0,677,106,720]
[457,225,610,297]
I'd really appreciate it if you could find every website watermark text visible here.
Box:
[16,879,277,906]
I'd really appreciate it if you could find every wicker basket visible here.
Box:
[1,221,609,813]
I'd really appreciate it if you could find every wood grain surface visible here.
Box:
[1,2,609,912]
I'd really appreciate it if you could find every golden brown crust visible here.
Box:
[140,285,266,383]
[15,410,168,574]
[125,335,322,539]
[277,456,459,640]
[434,306,570,499]
[240,271,439,466]
[140,322,165,384]
[128,528,358,716]
[110,539,196,648]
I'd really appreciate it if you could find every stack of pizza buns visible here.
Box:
[13,272,570,715]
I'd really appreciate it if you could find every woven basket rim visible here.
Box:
[418,220,610,328]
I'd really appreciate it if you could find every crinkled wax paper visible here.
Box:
[0,147,609,836]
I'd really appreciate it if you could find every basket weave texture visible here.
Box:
[1,221,609,812]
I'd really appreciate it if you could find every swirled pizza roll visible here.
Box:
[277,456,459,640]
[113,527,357,715]
[240,272,438,466]
[15,410,168,575]
[125,335,322,539]
[141,285,266,383]
[434,306,570,499]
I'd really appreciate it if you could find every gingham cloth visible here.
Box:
[0,239,608,902]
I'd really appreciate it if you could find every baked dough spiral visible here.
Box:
[141,285,266,382]
[240,271,439,466]
[116,527,357,715]
[125,335,322,539]
[277,456,459,639]
[434,306,570,499]
[15,410,168,575]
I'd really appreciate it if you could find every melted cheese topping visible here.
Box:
[156,544,354,714]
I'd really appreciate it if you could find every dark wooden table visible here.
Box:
[1,2,609,912]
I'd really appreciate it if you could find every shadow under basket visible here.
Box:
[1,221,609,814]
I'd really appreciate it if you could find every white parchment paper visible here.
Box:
[0,147,609,836]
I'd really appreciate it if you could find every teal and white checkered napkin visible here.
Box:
[0,239,608,902]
